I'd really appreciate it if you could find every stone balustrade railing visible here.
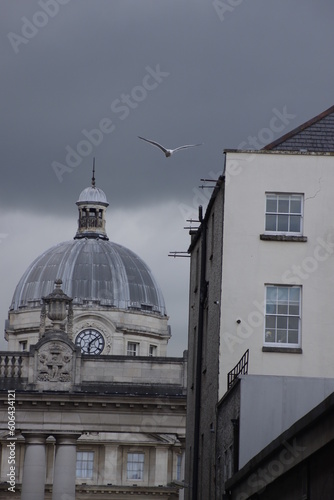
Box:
[0,352,28,380]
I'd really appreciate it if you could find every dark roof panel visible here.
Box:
[264,105,334,152]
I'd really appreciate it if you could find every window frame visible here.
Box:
[126,452,145,481]
[127,341,139,356]
[264,193,304,236]
[176,453,182,481]
[149,344,157,357]
[19,340,27,351]
[264,284,302,348]
[76,450,94,480]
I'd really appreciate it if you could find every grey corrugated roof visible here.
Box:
[264,105,334,151]
[10,239,166,316]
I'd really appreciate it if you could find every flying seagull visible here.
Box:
[138,136,202,157]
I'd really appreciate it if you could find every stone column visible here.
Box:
[52,434,80,500]
[21,434,47,500]
[103,444,118,484]
[154,447,169,486]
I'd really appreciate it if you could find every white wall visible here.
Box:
[219,151,334,398]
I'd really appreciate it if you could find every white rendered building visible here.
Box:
[184,105,334,499]
[220,147,334,394]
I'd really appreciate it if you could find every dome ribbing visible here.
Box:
[10,239,166,316]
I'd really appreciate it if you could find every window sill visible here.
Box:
[260,234,307,242]
[262,346,302,354]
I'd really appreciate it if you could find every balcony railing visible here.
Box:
[227,349,249,390]
[0,354,25,379]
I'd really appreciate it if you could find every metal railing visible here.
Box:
[227,349,249,390]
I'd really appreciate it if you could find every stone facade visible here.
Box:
[0,294,187,500]
[0,179,187,499]
[6,305,170,357]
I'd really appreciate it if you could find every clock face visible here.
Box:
[75,329,105,354]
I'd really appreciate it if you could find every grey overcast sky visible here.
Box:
[1,0,334,354]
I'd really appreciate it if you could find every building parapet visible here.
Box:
[0,350,187,393]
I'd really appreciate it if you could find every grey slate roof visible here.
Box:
[264,105,334,152]
[10,239,167,316]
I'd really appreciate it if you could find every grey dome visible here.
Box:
[77,186,108,204]
[10,239,166,316]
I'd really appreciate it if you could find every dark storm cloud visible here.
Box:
[1,0,334,354]
[2,0,333,217]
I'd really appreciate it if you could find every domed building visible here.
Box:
[0,172,186,500]
[6,173,169,357]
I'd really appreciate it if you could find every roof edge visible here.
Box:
[263,104,334,150]
[226,389,334,491]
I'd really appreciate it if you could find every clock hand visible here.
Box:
[87,335,98,353]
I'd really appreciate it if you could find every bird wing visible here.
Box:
[138,136,168,154]
[172,143,203,153]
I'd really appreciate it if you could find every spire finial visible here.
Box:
[92,157,96,188]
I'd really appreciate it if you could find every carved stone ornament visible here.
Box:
[37,342,73,382]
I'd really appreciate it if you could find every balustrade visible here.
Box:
[0,354,22,378]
